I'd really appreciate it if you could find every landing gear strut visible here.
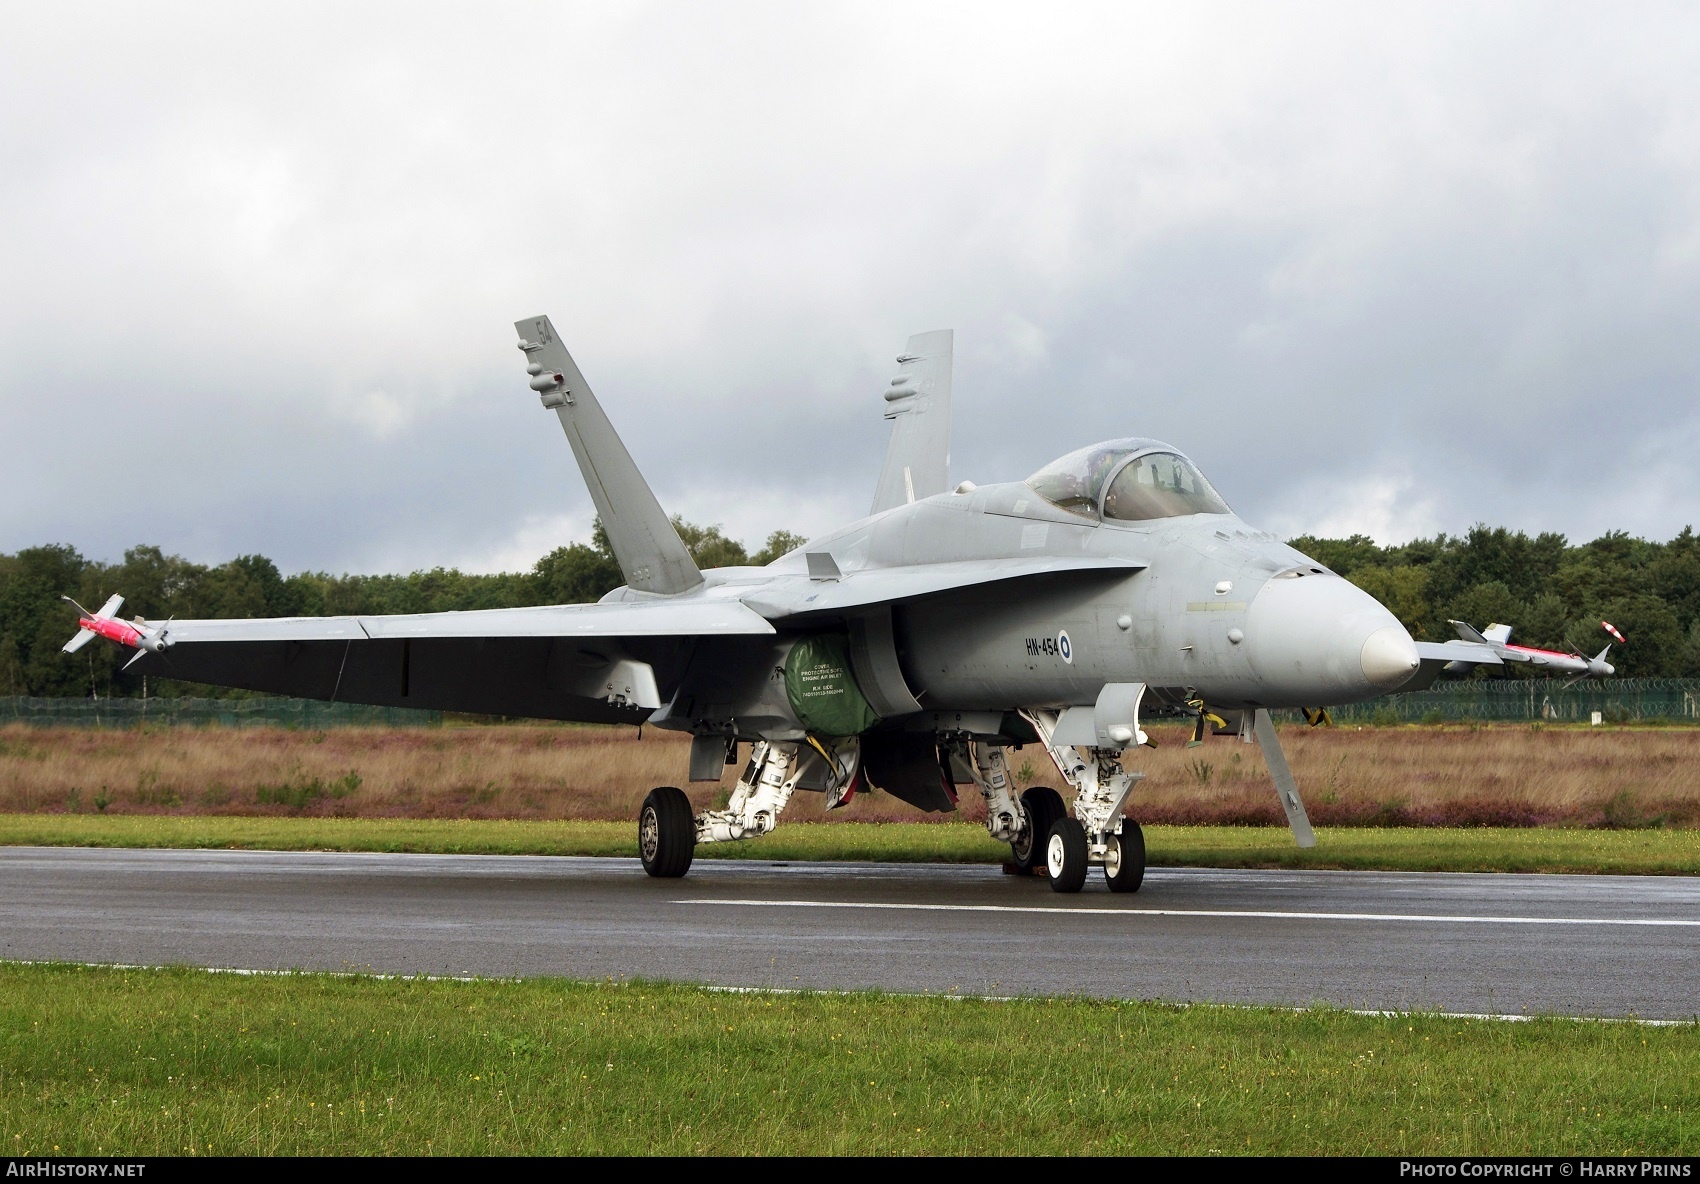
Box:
[958,741,1067,874]
[1023,708,1149,894]
[693,740,804,845]
[641,739,855,877]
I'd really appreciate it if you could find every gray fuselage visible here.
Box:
[621,441,1419,727]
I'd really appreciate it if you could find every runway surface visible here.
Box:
[3,846,1698,1019]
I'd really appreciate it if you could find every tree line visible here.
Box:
[1288,526,1700,680]
[3,522,1696,698]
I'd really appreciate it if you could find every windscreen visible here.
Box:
[1024,441,1144,516]
[1102,452,1231,521]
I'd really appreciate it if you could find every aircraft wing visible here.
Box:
[1414,640,1503,666]
[162,600,774,643]
[1397,639,1504,692]
[134,599,775,724]
[743,555,1147,619]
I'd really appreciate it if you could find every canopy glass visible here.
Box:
[1026,439,1230,521]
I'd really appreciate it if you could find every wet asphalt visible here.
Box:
[3,846,1697,1019]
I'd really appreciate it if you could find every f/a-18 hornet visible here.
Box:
[68,317,1607,892]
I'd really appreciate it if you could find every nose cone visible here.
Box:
[1360,625,1421,690]
[1245,574,1419,705]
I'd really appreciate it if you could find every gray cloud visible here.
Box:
[4,2,1698,575]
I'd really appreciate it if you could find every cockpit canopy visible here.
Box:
[1026,438,1231,522]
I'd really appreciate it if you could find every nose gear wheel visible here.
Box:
[1045,817,1089,893]
[1103,820,1145,892]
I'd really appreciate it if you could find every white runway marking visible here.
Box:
[11,960,1693,1024]
[678,898,1700,928]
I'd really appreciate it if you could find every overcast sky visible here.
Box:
[4,2,1699,575]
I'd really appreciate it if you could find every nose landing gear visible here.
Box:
[959,731,1148,893]
[1021,708,1149,894]
[1102,819,1145,893]
[1044,817,1089,892]
[1042,816,1146,893]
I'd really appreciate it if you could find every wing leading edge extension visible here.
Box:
[742,554,1147,620]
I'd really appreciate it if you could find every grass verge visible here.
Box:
[1,963,1693,1155]
[1,813,1698,874]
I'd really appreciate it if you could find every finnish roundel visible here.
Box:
[1057,629,1073,664]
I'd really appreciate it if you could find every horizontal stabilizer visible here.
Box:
[61,628,95,655]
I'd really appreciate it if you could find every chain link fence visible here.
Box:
[1305,678,1700,724]
[0,697,443,728]
[7,678,1700,730]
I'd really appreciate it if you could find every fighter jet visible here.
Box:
[74,316,1454,893]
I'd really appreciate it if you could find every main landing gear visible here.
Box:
[955,736,1145,893]
[639,727,1150,894]
[1010,787,1064,873]
[640,739,856,878]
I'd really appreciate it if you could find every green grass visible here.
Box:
[1,963,1693,1156]
[3,813,1700,874]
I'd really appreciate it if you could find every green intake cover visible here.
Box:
[783,633,881,737]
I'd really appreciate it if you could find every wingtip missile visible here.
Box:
[59,593,171,659]
[1444,618,1620,682]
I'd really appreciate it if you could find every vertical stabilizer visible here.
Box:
[871,329,953,514]
[515,316,703,596]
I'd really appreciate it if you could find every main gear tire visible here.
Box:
[1045,817,1089,894]
[1010,786,1065,872]
[1103,819,1146,893]
[639,786,696,878]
